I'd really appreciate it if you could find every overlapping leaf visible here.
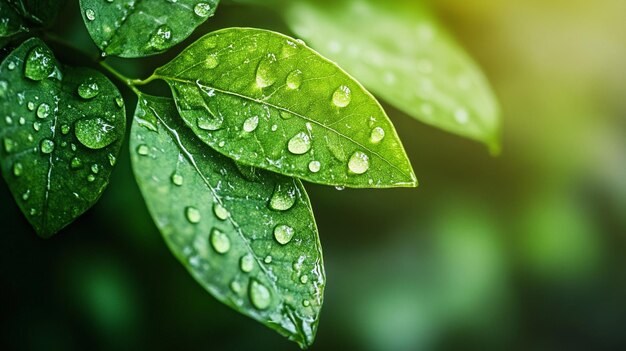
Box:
[0,0,66,48]
[153,28,417,188]
[0,38,126,237]
[130,94,324,348]
[284,0,501,152]
[80,0,219,57]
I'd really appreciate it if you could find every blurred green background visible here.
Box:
[2,0,626,350]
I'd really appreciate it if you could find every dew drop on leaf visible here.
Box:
[273,224,294,245]
[197,114,223,131]
[210,228,231,254]
[137,144,149,156]
[115,97,124,107]
[61,124,70,135]
[269,183,297,211]
[287,132,311,155]
[249,279,271,310]
[87,174,96,182]
[332,85,352,108]
[185,206,201,224]
[77,78,100,99]
[108,154,116,166]
[148,25,173,50]
[213,202,229,220]
[286,69,303,90]
[91,164,100,174]
[40,139,55,154]
[3,138,15,153]
[0,80,8,97]
[369,126,385,144]
[194,2,212,17]
[85,9,96,21]
[205,55,219,69]
[171,172,184,186]
[454,108,469,124]
[264,255,272,264]
[12,162,23,177]
[303,300,310,307]
[36,103,50,118]
[24,46,55,81]
[300,275,309,284]
[348,151,370,174]
[32,122,41,132]
[255,54,277,88]
[240,254,254,273]
[74,117,117,149]
[242,116,259,133]
[70,157,82,169]
[27,101,35,110]
[279,111,293,120]
[308,160,321,173]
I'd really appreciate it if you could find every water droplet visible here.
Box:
[4,116,12,125]
[24,46,56,81]
[77,78,100,99]
[197,114,223,131]
[0,80,8,97]
[230,280,242,293]
[85,9,96,21]
[27,101,35,110]
[369,127,385,144]
[185,206,201,224]
[137,144,149,156]
[269,182,297,211]
[3,138,15,153]
[264,255,273,264]
[36,103,50,118]
[70,157,82,169]
[19,117,25,125]
[115,97,124,107]
[249,280,271,310]
[454,108,469,124]
[240,254,254,273]
[300,275,309,284]
[87,174,96,182]
[108,153,116,166]
[194,2,212,17]
[22,190,30,201]
[271,124,278,132]
[332,85,352,108]
[171,172,184,186]
[32,122,41,131]
[91,164,99,174]
[210,228,230,254]
[286,70,303,90]
[348,151,370,174]
[12,162,23,177]
[205,54,219,69]
[40,139,54,154]
[303,300,311,307]
[75,117,117,149]
[308,160,321,173]
[274,224,294,245]
[256,54,277,88]
[243,116,259,133]
[279,111,293,120]
[287,132,311,155]
[213,203,229,220]
[148,25,173,50]
[7,62,16,70]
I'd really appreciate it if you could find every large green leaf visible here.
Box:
[79,0,219,58]
[284,0,501,152]
[0,38,126,237]
[130,94,324,348]
[153,28,417,188]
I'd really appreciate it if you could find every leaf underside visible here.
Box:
[0,38,126,237]
[285,0,501,152]
[80,0,219,58]
[155,27,417,188]
[130,95,324,348]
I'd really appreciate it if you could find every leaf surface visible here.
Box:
[284,0,501,152]
[130,94,324,348]
[0,38,126,237]
[80,0,219,58]
[0,0,66,48]
[155,28,417,188]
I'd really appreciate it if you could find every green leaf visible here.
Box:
[130,94,325,348]
[0,0,66,48]
[153,28,417,188]
[79,0,219,58]
[284,0,501,152]
[0,38,126,237]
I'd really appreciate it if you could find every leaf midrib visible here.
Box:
[157,75,415,183]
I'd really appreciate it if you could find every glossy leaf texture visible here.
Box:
[80,0,219,58]
[284,0,501,152]
[0,0,66,48]
[130,95,325,348]
[154,28,417,188]
[0,38,126,237]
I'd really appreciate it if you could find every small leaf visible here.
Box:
[130,95,325,348]
[0,38,126,237]
[284,0,501,152]
[154,28,417,188]
[79,0,219,58]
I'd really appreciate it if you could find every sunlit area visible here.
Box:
[1,0,625,350]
